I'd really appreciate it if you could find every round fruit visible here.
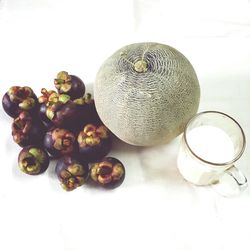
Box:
[18,146,49,175]
[47,99,78,129]
[2,86,38,118]
[77,124,111,162]
[38,89,58,128]
[12,111,45,147]
[55,156,89,191]
[89,157,125,188]
[73,93,102,130]
[38,103,54,129]
[44,128,77,158]
[94,42,200,146]
[39,89,78,129]
[54,71,85,99]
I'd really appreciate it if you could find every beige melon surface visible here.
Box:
[94,42,200,146]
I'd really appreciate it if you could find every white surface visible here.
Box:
[0,1,250,250]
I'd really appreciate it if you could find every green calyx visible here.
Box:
[38,89,57,104]
[90,161,124,184]
[46,107,55,120]
[51,129,75,152]
[8,86,35,106]
[77,124,108,147]
[60,164,86,191]
[58,94,70,104]
[45,93,70,120]
[67,164,85,176]
[57,71,69,81]
[22,160,39,174]
[90,163,99,182]
[112,163,124,180]
[53,138,64,150]
[29,148,46,165]
[19,148,46,175]
[18,97,36,110]
[12,113,32,143]
[73,93,92,105]
[19,152,38,175]
[47,93,70,104]
[77,131,101,147]
[54,71,72,93]
[8,86,20,101]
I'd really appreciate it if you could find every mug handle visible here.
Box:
[212,166,248,197]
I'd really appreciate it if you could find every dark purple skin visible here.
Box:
[12,111,46,147]
[66,75,85,99]
[55,72,85,100]
[55,156,89,191]
[2,88,38,118]
[38,103,54,129]
[52,101,78,129]
[89,157,125,189]
[18,146,49,175]
[73,94,102,132]
[77,124,112,162]
[44,128,77,158]
[37,89,77,129]
[79,138,112,162]
[77,100,102,127]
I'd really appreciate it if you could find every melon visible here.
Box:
[94,42,200,146]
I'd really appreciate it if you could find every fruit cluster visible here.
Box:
[2,71,125,191]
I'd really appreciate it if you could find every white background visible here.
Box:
[0,1,250,250]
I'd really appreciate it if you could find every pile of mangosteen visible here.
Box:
[2,71,125,191]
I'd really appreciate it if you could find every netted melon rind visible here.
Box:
[94,42,200,146]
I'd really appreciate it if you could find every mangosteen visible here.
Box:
[55,155,89,191]
[77,124,112,162]
[54,71,85,99]
[12,111,45,147]
[89,157,125,189]
[44,128,77,158]
[2,86,38,118]
[18,146,49,175]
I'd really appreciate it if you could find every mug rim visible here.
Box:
[184,111,246,167]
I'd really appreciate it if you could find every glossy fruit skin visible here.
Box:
[74,94,102,131]
[77,124,112,162]
[38,103,54,129]
[51,101,78,129]
[12,111,45,147]
[2,86,38,118]
[54,71,85,99]
[44,128,77,158]
[55,156,89,191]
[18,146,49,175]
[89,157,125,189]
[38,89,78,129]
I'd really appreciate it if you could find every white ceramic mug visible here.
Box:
[177,111,247,196]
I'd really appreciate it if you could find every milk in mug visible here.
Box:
[177,125,235,185]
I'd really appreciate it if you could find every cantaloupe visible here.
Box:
[94,42,200,146]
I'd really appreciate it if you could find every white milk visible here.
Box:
[177,125,235,185]
[187,126,234,163]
